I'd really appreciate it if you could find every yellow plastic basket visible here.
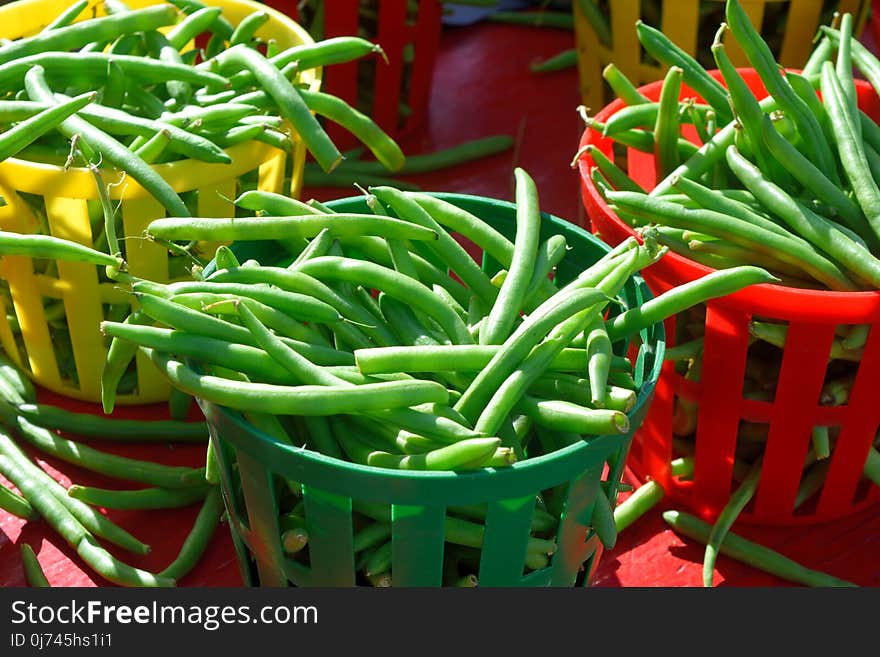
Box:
[0,0,320,404]
[573,0,870,112]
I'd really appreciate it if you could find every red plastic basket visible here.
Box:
[577,68,880,526]
[261,0,443,150]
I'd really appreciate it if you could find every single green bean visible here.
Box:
[68,483,211,510]
[157,486,224,582]
[663,509,857,587]
[209,44,342,172]
[654,66,683,184]
[0,5,177,65]
[604,263,778,342]
[15,402,208,443]
[480,168,541,344]
[20,543,50,587]
[143,348,448,417]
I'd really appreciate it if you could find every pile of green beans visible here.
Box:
[579,0,880,586]
[0,342,225,587]
[576,0,848,71]
[0,0,403,175]
[99,168,771,585]
[0,0,412,398]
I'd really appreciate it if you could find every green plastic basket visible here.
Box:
[196,193,666,587]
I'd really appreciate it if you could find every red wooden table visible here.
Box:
[2,16,879,589]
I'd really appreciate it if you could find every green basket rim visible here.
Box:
[196,192,666,503]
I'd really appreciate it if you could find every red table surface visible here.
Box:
[2,17,880,589]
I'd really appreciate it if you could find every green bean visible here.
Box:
[362,437,504,472]
[487,9,573,30]
[0,481,36,520]
[0,429,153,557]
[613,459,695,532]
[1,51,228,90]
[20,543,50,587]
[822,25,880,109]
[0,450,87,548]
[143,348,449,416]
[517,395,629,436]
[370,186,498,307]
[209,44,342,172]
[229,10,270,46]
[337,135,514,176]
[480,168,541,344]
[172,292,324,345]
[820,62,880,244]
[842,324,871,351]
[16,402,207,443]
[749,321,861,362]
[137,281,341,325]
[605,190,853,290]
[663,509,856,587]
[591,490,617,550]
[604,263,778,342]
[303,169,419,191]
[228,37,385,90]
[168,0,234,40]
[133,128,172,164]
[24,67,190,218]
[635,20,732,126]
[157,486,224,582]
[0,91,96,162]
[451,286,611,423]
[353,521,392,554]
[68,483,211,510]
[65,98,234,162]
[522,233,567,311]
[654,66,683,184]
[862,446,880,486]
[726,0,836,178]
[581,144,645,193]
[234,189,324,216]
[811,425,831,461]
[803,36,834,78]
[200,123,266,149]
[711,26,796,191]
[0,404,207,489]
[703,457,763,587]
[77,535,174,587]
[297,256,472,345]
[575,0,616,47]
[600,64,650,106]
[147,214,437,243]
[531,48,577,73]
[760,114,873,245]
[670,173,794,241]
[167,6,223,50]
[43,0,88,31]
[0,230,121,267]
[836,13,860,138]
[0,350,35,403]
[0,5,177,65]
[726,144,880,288]
[100,323,350,379]
[101,309,149,414]
[206,267,395,346]
[5,426,150,553]
[584,314,612,408]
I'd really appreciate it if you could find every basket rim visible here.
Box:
[577,67,880,317]
[195,192,666,502]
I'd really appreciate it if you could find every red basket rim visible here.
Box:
[577,68,880,322]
